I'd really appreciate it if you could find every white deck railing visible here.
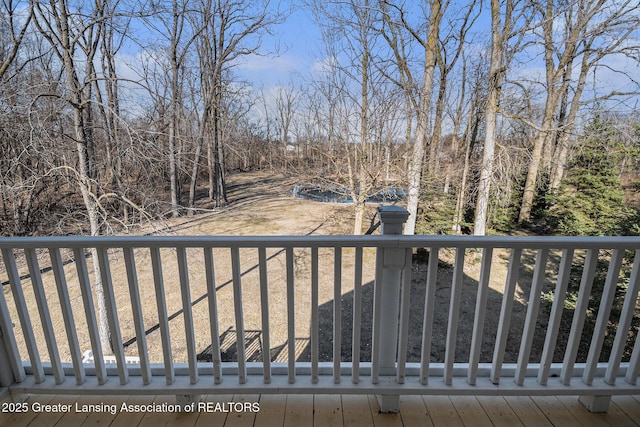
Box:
[0,207,639,412]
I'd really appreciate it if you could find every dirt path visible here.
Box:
[158,172,365,237]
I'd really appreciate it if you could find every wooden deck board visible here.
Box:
[612,395,640,425]
[224,394,259,427]
[283,394,313,427]
[504,395,554,426]
[557,395,637,427]
[80,395,124,425]
[53,395,99,427]
[1,394,56,427]
[254,394,286,427]
[341,394,374,427]
[136,395,187,427]
[423,395,464,427]
[27,395,73,427]
[313,393,343,426]
[450,396,493,427]
[193,394,234,427]
[1,393,640,426]
[108,395,150,427]
[398,395,433,427]
[477,395,524,427]
[532,395,582,427]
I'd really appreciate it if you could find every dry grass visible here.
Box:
[1,172,380,365]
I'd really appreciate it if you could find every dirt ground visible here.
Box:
[1,171,628,371]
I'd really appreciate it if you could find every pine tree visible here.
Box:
[546,117,628,236]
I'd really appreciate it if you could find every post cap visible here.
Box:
[377,206,410,224]
[377,206,410,235]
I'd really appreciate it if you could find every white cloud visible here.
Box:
[239,53,299,73]
[310,56,338,76]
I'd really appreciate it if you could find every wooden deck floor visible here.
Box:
[1,393,639,426]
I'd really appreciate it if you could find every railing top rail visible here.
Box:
[1,234,640,249]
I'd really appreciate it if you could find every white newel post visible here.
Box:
[376,206,410,413]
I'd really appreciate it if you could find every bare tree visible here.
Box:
[451,52,486,233]
[190,0,282,208]
[307,76,341,175]
[517,0,640,223]
[141,0,203,217]
[379,0,446,235]
[473,0,531,235]
[429,0,479,177]
[32,0,112,350]
[94,0,130,221]
[275,84,299,171]
[0,0,33,81]
[310,0,387,234]
[1,1,37,235]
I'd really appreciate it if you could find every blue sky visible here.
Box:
[230,0,494,86]
[234,5,323,89]
[232,0,639,105]
[112,0,639,122]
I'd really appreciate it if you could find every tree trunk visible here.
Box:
[549,55,590,191]
[518,126,549,223]
[474,99,497,236]
[428,70,447,175]
[452,91,478,233]
[189,107,210,212]
[212,100,227,207]
[404,1,442,235]
[453,126,475,234]
[474,0,503,236]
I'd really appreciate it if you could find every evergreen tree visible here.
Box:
[546,117,629,236]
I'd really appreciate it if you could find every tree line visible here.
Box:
[1,0,640,239]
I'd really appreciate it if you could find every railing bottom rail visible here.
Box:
[17,361,635,380]
[9,372,639,397]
